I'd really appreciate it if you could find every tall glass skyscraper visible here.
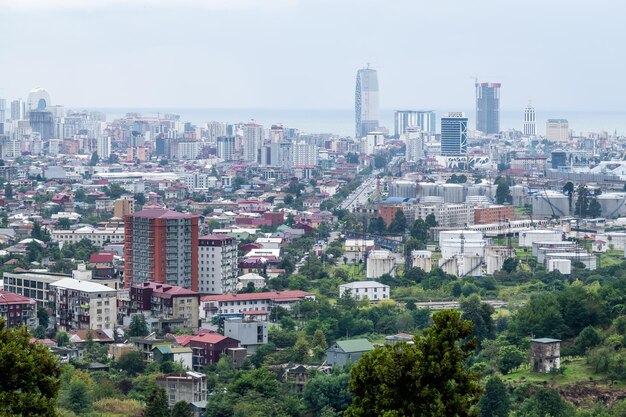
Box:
[394,110,436,136]
[355,66,379,138]
[441,113,468,155]
[476,82,501,134]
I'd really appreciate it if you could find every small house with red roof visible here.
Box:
[174,331,240,370]
[128,282,200,331]
[0,289,37,328]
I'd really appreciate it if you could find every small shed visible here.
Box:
[530,338,561,373]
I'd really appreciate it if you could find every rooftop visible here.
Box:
[201,290,313,303]
[128,208,194,220]
[0,289,36,305]
[334,339,375,353]
[50,278,117,293]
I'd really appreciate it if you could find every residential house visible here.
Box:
[326,339,375,366]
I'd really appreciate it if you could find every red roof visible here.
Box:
[89,253,114,263]
[175,332,229,346]
[0,290,36,306]
[133,282,198,298]
[128,208,194,219]
[201,290,314,303]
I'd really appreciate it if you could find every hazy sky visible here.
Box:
[1,0,624,111]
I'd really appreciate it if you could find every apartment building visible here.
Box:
[129,282,200,330]
[2,271,69,307]
[198,234,238,294]
[0,289,37,328]
[49,278,117,331]
[51,225,125,247]
[474,205,515,225]
[156,371,207,407]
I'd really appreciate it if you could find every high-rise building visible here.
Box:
[242,122,263,163]
[114,197,135,219]
[206,121,227,142]
[96,136,111,159]
[198,234,238,294]
[28,111,55,140]
[394,110,436,136]
[524,101,536,136]
[355,65,379,138]
[546,119,569,142]
[362,132,385,155]
[291,141,319,166]
[217,136,235,161]
[0,98,5,135]
[441,113,468,156]
[124,208,199,291]
[476,82,501,134]
[10,99,26,121]
[405,127,426,162]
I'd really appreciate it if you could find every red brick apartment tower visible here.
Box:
[124,208,198,291]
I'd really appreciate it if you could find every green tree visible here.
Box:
[478,376,510,417]
[55,331,70,347]
[496,345,525,375]
[37,307,49,328]
[409,218,429,241]
[574,326,602,355]
[575,184,590,217]
[345,309,482,417]
[171,401,193,417]
[134,193,146,206]
[116,350,146,375]
[61,377,93,414]
[57,217,71,230]
[519,387,572,417]
[127,314,149,337]
[144,386,170,417]
[460,295,495,344]
[4,182,13,200]
[31,220,51,242]
[501,257,519,273]
[425,213,438,228]
[495,182,511,204]
[90,152,100,166]
[589,197,602,218]
[303,373,352,416]
[563,182,574,213]
[367,216,386,235]
[0,319,61,416]
[387,209,407,234]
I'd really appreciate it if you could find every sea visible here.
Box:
[83,107,626,138]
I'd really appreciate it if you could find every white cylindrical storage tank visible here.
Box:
[442,184,464,204]
[422,196,444,204]
[438,257,458,276]
[598,193,626,219]
[511,185,529,207]
[466,195,490,205]
[460,255,483,277]
[418,182,439,197]
[439,230,484,246]
[518,229,562,247]
[531,191,569,217]
[389,180,417,199]
[485,246,514,274]
[531,241,577,257]
[607,232,626,250]
[544,252,596,270]
[411,250,432,272]
[366,250,395,279]
[548,259,572,275]
[441,238,486,259]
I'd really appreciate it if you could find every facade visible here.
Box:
[96,136,111,159]
[524,101,536,136]
[366,250,395,279]
[405,127,428,162]
[355,66,380,137]
[530,338,561,373]
[326,339,375,367]
[217,136,235,161]
[49,278,117,331]
[113,197,135,219]
[124,208,199,291]
[176,333,240,369]
[242,122,263,163]
[291,141,319,167]
[339,281,390,303]
[0,289,37,328]
[198,234,238,294]
[546,119,569,142]
[51,226,125,247]
[394,110,436,136]
[130,282,200,330]
[476,82,501,134]
[156,372,207,407]
[474,205,515,225]
[441,113,468,156]
[223,317,268,353]
[200,290,315,322]
[363,132,384,155]
[2,271,68,307]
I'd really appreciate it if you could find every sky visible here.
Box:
[0,0,625,112]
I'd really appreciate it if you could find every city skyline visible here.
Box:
[1,0,625,112]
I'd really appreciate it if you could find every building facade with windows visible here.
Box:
[441,113,468,156]
[0,289,37,328]
[198,234,238,294]
[355,66,380,138]
[49,278,117,331]
[476,82,501,134]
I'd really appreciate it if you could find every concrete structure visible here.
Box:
[606,232,626,250]
[597,193,626,218]
[363,132,384,155]
[113,197,135,219]
[339,281,390,303]
[441,113,468,156]
[2,271,68,307]
[175,332,240,369]
[198,234,238,294]
[441,238,486,259]
[439,230,483,246]
[49,278,117,331]
[546,119,569,142]
[548,259,572,275]
[200,290,315,322]
[389,180,417,199]
[223,317,268,353]
[530,338,561,373]
[355,66,379,137]
[0,290,37,328]
[217,136,235,161]
[124,208,199,291]
[344,239,375,264]
[51,226,125,247]
[242,122,263,163]
[485,246,515,275]
[532,241,576,259]
[476,82,501,134]
[327,339,375,367]
[394,110,435,136]
[518,229,562,247]
[544,251,596,270]
[411,250,432,272]
[152,345,193,370]
[366,250,395,279]
[236,273,266,291]
[524,101,536,136]
[156,371,207,407]
[474,205,515,225]
[531,191,569,217]
[129,282,200,331]
[438,255,483,278]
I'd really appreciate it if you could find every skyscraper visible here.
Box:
[441,113,468,155]
[405,127,426,162]
[394,110,436,136]
[476,82,501,134]
[217,136,235,161]
[355,65,379,138]
[124,208,199,291]
[242,122,263,163]
[524,101,536,136]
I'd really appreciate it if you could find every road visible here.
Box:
[414,299,509,310]
[340,177,377,211]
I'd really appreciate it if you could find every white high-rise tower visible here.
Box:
[524,101,536,136]
[355,65,379,138]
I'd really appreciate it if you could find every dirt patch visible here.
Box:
[559,384,626,408]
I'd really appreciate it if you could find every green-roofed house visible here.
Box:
[152,344,193,370]
[326,338,375,366]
